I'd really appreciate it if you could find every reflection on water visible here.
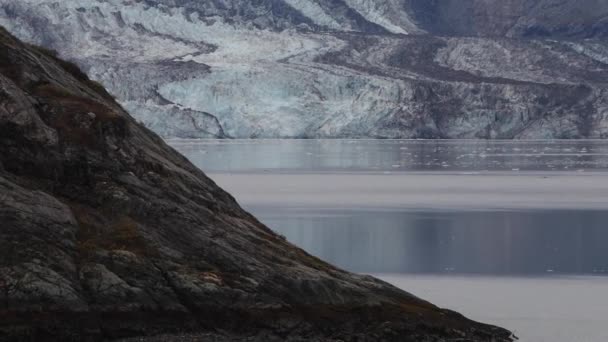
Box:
[171,139,608,172]
[252,207,608,276]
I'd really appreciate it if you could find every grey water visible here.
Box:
[172,139,608,276]
[253,207,608,276]
[172,138,608,173]
[171,139,608,342]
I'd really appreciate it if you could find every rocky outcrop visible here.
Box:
[0,28,514,341]
[2,0,608,139]
[405,0,608,39]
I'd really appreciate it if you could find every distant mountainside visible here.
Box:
[2,0,608,139]
[0,26,514,341]
[407,0,608,38]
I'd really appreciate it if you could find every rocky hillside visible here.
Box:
[2,0,607,139]
[0,27,514,341]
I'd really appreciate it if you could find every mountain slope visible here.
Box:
[2,0,608,139]
[406,0,608,38]
[0,27,514,341]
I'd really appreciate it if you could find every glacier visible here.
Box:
[2,0,608,138]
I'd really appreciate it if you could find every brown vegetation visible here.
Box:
[33,83,127,146]
[74,205,152,258]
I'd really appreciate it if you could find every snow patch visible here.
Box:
[342,0,418,34]
[283,0,344,29]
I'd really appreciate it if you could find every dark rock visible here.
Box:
[0,27,514,341]
[405,0,608,39]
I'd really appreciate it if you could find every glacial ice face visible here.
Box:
[3,0,608,139]
[158,61,407,138]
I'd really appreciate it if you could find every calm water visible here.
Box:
[253,207,608,275]
[172,139,608,172]
[171,139,608,342]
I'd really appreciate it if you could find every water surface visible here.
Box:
[254,207,608,275]
[172,139,608,172]
[171,139,608,342]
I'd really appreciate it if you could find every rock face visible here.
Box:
[406,0,608,39]
[0,28,513,341]
[2,0,608,139]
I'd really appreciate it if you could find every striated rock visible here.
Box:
[0,27,514,341]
